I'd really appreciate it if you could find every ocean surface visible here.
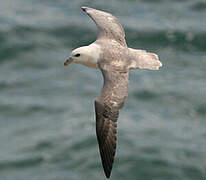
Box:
[0,0,206,179]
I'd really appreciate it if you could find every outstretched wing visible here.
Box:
[81,6,127,47]
[95,65,129,178]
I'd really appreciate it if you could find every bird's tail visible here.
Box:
[128,48,162,70]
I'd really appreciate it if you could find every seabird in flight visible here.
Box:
[64,6,162,178]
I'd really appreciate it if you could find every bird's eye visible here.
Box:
[74,53,80,57]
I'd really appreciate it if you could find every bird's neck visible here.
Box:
[82,43,101,69]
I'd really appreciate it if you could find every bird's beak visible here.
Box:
[64,56,73,66]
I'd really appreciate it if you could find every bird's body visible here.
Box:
[64,6,162,178]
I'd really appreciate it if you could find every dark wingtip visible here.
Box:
[81,6,89,12]
[105,171,111,179]
[102,161,112,178]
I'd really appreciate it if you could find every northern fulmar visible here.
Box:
[64,7,162,178]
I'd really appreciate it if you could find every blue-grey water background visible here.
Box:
[1,0,206,179]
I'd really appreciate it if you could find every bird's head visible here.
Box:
[64,45,99,67]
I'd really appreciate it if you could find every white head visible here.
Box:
[64,44,100,69]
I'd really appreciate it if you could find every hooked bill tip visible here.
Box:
[64,57,73,66]
[64,59,70,66]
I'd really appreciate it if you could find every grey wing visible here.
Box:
[95,66,129,178]
[81,6,127,47]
